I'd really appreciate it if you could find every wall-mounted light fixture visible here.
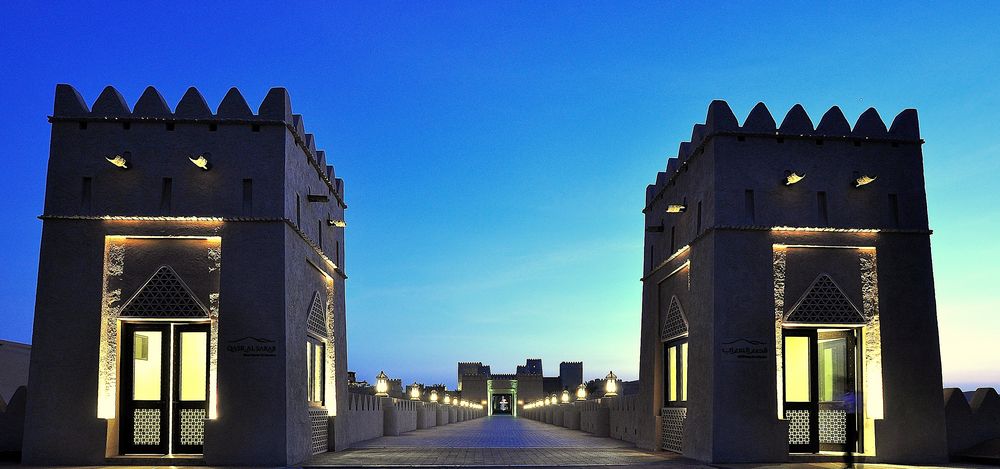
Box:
[189,154,211,171]
[855,175,877,187]
[605,371,619,397]
[374,371,389,397]
[327,218,347,228]
[784,172,805,186]
[666,204,687,213]
[576,383,588,401]
[106,154,129,169]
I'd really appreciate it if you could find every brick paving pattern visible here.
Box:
[306,416,694,467]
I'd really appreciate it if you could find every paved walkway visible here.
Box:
[306,416,697,467]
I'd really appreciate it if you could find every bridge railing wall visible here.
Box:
[340,393,485,449]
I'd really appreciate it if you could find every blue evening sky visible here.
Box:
[1,2,997,390]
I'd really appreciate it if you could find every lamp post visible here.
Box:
[576,383,587,401]
[429,389,439,403]
[561,389,570,404]
[551,393,558,405]
[443,395,451,405]
[409,382,421,400]
[544,396,550,406]
[604,371,618,397]
[375,371,389,397]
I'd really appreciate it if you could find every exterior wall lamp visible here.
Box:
[105,153,128,169]
[189,154,211,171]
[409,382,421,400]
[374,371,389,397]
[561,389,570,404]
[855,174,877,187]
[429,390,439,402]
[784,172,805,186]
[665,204,687,213]
[327,218,347,227]
[576,383,588,401]
[605,371,619,397]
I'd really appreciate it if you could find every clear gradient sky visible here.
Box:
[1,2,998,390]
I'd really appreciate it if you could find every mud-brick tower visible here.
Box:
[22,85,349,465]
[637,101,948,464]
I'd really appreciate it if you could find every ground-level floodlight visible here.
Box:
[605,371,619,397]
[576,383,587,401]
[429,390,439,402]
[375,371,389,397]
[409,382,421,400]
[561,389,570,403]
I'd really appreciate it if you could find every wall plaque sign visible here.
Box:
[721,338,769,362]
[226,336,277,357]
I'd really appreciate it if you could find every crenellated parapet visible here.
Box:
[51,84,344,208]
[645,101,920,210]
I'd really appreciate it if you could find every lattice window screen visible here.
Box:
[133,408,161,446]
[786,409,811,445]
[819,409,847,444]
[119,266,208,318]
[307,292,328,339]
[660,296,689,341]
[785,274,865,324]
[179,408,206,446]
[309,408,329,454]
[660,407,687,453]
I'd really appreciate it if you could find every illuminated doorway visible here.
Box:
[120,323,209,455]
[783,328,860,454]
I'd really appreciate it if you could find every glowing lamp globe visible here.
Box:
[604,371,619,397]
[561,389,570,403]
[429,390,439,402]
[409,382,421,400]
[576,383,587,401]
[374,371,389,397]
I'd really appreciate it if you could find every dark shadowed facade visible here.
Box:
[22,85,349,466]
[637,101,948,464]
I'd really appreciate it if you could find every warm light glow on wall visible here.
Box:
[97,235,222,419]
[324,276,337,416]
[784,172,805,185]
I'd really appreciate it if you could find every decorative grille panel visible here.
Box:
[120,266,208,318]
[308,292,328,339]
[660,407,687,453]
[179,408,206,446]
[309,408,329,454]
[786,409,811,445]
[660,296,688,341]
[819,409,847,444]
[786,274,865,324]
[133,408,161,446]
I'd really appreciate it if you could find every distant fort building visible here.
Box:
[22,85,348,465]
[637,101,948,463]
[458,359,583,415]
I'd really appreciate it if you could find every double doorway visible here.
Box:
[783,328,861,454]
[120,322,210,455]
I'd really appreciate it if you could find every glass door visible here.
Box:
[121,324,170,454]
[783,328,860,454]
[783,329,818,453]
[120,322,209,455]
[172,324,209,454]
[817,330,859,452]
